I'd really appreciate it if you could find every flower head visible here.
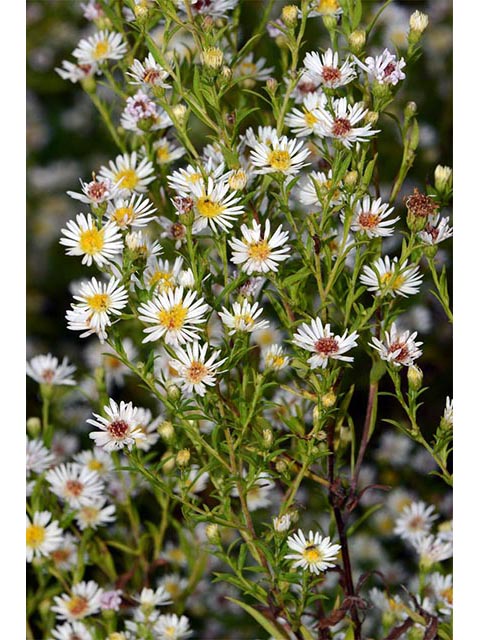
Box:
[73,30,127,65]
[355,48,406,85]
[60,213,123,267]
[26,354,76,386]
[250,132,311,176]
[303,48,356,88]
[46,463,104,508]
[370,323,423,367]
[229,219,290,274]
[360,256,423,298]
[88,398,146,452]
[52,581,104,621]
[348,196,399,238]
[285,529,341,574]
[169,342,226,397]
[219,300,269,335]
[26,511,63,562]
[99,152,155,196]
[293,317,358,369]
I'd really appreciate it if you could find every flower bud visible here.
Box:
[348,29,366,54]
[162,452,175,473]
[205,523,220,543]
[178,268,195,289]
[275,458,288,473]
[262,428,273,448]
[321,390,337,408]
[266,78,278,94]
[171,103,187,125]
[365,110,379,126]
[134,4,149,20]
[323,14,338,30]
[201,47,224,69]
[221,65,232,81]
[409,10,429,35]
[228,169,248,191]
[81,74,96,94]
[404,101,417,118]
[158,420,174,441]
[344,170,358,188]
[282,5,298,27]
[434,165,452,193]
[166,383,181,401]
[176,448,191,467]
[27,417,42,437]
[407,365,423,391]
[273,513,291,532]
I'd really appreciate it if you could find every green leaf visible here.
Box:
[225,598,291,640]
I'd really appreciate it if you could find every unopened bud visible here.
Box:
[228,169,248,191]
[81,75,96,94]
[263,428,273,448]
[171,103,187,125]
[266,78,278,94]
[404,101,417,118]
[178,268,195,288]
[176,448,191,467]
[205,523,220,543]
[158,420,174,441]
[434,165,453,193]
[275,458,288,473]
[273,513,291,532]
[344,170,358,188]
[348,29,366,53]
[221,65,232,81]
[201,47,223,69]
[365,110,379,126]
[166,383,181,401]
[27,417,42,437]
[409,10,429,35]
[372,81,391,101]
[162,452,175,473]
[407,365,423,391]
[321,390,337,408]
[323,14,338,30]
[134,4,149,20]
[282,5,298,27]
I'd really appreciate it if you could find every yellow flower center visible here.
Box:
[87,459,104,472]
[317,0,339,13]
[165,582,181,598]
[379,271,406,290]
[80,506,100,523]
[247,239,271,262]
[168,548,186,563]
[156,145,171,163]
[267,354,286,368]
[79,227,104,255]
[186,172,202,184]
[235,314,254,329]
[164,627,176,639]
[105,355,122,370]
[93,40,110,60]
[158,304,188,330]
[303,544,322,563]
[111,206,135,226]
[67,595,89,618]
[196,196,225,218]
[26,524,46,548]
[441,587,453,605]
[149,270,174,291]
[267,150,292,172]
[186,361,208,384]
[115,168,139,191]
[240,62,257,75]
[86,293,111,312]
[304,111,318,128]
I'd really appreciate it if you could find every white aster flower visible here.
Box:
[99,152,155,196]
[137,286,209,345]
[50,533,79,572]
[125,230,162,259]
[293,317,358,369]
[285,529,341,575]
[418,214,453,245]
[66,176,118,206]
[273,513,292,532]
[51,621,93,640]
[75,498,116,531]
[84,339,137,389]
[303,48,356,88]
[154,613,192,640]
[229,219,290,274]
[55,60,98,84]
[74,449,115,477]
[370,323,423,367]
[233,52,274,84]
[411,533,453,567]
[52,581,104,621]
[169,342,226,397]
[360,256,423,298]
[429,573,453,615]
[245,473,275,511]
[241,125,279,150]
[73,30,127,65]
[307,0,343,18]
[60,213,123,267]
[290,71,323,103]
[106,193,157,229]
[127,53,170,88]
[133,586,173,623]
[190,177,244,234]
[250,132,311,176]
[153,138,186,165]
[347,196,399,237]
[394,501,438,541]
[66,276,128,343]
[176,0,237,17]
[219,300,269,335]
[120,90,172,134]
[88,398,146,452]
[263,344,290,371]
[26,511,63,562]
[355,48,406,85]
[132,407,162,451]
[315,97,379,148]
[157,217,187,248]
[284,92,327,137]
[158,574,189,601]
[26,353,76,386]
[142,256,184,293]
[167,161,225,197]
[26,438,55,476]
[296,169,342,207]
[46,463,104,508]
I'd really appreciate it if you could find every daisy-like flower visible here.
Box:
[81,0,103,21]
[74,449,115,477]
[66,277,128,343]
[347,196,399,238]
[60,214,123,267]
[50,533,79,572]
[88,398,146,452]
[355,48,406,85]
[296,170,342,207]
[290,71,323,103]
[232,52,274,85]
[273,513,292,533]
[157,217,187,249]
[26,353,76,386]
[51,621,93,640]
[84,339,137,389]
[307,0,343,18]
[26,511,63,562]
[285,529,341,575]
[429,573,453,615]
[360,256,423,298]
[169,342,226,397]
[315,97,379,148]
[72,30,127,65]
[250,132,311,176]
[303,48,356,88]
[229,219,290,274]
[176,0,238,18]
[284,92,327,138]
[127,53,170,88]
[46,463,104,508]
[153,138,186,166]
[158,574,189,602]
[219,300,269,335]
[242,125,279,150]
[133,586,173,623]
[142,256,184,294]
[263,344,290,371]
[418,214,453,245]
[189,177,244,234]
[55,60,97,84]
[125,230,162,259]
[394,501,438,542]
[293,317,358,369]
[52,581,104,621]
[67,176,118,206]
[370,323,423,367]
[120,90,172,134]
[132,407,162,451]
[99,589,123,611]
[167,161,225,197]
[74,498,116,531]
[154,613,192,640]
[99,152,155,196]
[26,438,55,476]
[138,286,209,345]
[106,193,157,230]
[245,473,275,511]
[411,533,453,567]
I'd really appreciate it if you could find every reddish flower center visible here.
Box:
[332,117,352,137]
[313,337,339,356]
[42,368,55,383]
[108,420,129,439]
[170,222,186,239]
[143,68,161,84]
[321,66,341,83]
[65,480,84,497]
[358,212,380,229]
[88,181,108,200]
[383,62,396,77]
[299,81,318,94]
[388,340,409,362]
